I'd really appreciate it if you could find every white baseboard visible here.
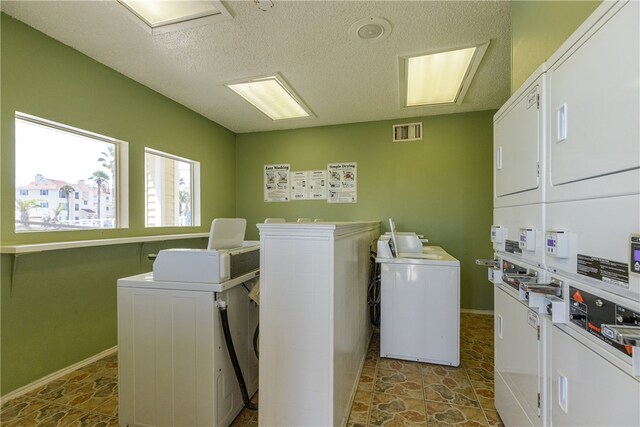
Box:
[461,308,494,315]
[1,346,117,405]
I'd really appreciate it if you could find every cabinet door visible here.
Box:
[547,1,640,200]
[494,82,542,201]
[117,287,216,427]
[551,327,640,426]
[494,286,541,426]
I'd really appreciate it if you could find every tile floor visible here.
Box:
[1,313,500,426]
[1,353,118,426]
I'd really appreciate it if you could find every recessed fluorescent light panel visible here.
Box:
[400,42,489,107]
[117,0,232,34]
[226,75,312,121]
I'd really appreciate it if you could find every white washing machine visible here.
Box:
[377,247,460,366]
[117,272,259,427]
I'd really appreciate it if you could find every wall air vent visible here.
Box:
[393,122,422,142]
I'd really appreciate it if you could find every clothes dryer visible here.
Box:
[546,0,639,203]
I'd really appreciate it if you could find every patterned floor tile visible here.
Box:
[68,382,118,412]
[357,366,376,391]
[461,350,493,364]
[421,364,468,380]
[426,401,488,427]
[93,396,118,417]
[0,396,47,423]
[483,409,504,427]
[374,368,423,400]
[230,407,257,426]
[68,412,119,427]
[25,381,86,404]
[4,314,498,427]
[377,358,421,374]
[3,402,85,427]
[347,389,372,425]
[471,381,495,410]
[368,392,426,426]
[466,366,494,384]
[423,374,480,408]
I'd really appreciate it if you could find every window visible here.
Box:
[14,112,129,232]
[40,201,49,208]
[84,201,88,206]
[145,148,200,227]
[75,205,79,211]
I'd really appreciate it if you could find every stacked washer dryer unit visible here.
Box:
[486,61,555,427]
[542,1,640,425]
[480,1,640,426]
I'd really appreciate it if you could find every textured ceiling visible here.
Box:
[1,0,511,133]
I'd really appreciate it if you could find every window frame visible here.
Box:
[14,112,129,232]
[144,147,201,228]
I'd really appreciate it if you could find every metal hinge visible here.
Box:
[538,392,541,408]
[537,325,540,340]
[537,162,540,177]
[536,94,540,109]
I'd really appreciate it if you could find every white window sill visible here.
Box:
[0,233,209,254]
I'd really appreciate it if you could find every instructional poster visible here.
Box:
[309,170,327,200]
[291,171,308,200]
[264,164,290,202]
[327,162,357,203]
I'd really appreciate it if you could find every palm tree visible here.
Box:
[49,204,65,224]
[89,171,109,220]
[15,199,39,224]
[59,184,75,221]
[97,146,115,181]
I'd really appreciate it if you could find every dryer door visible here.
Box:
[494,286,542,426]
[551,327,640,426]
[547,0,640,201]
[494,82,543,205]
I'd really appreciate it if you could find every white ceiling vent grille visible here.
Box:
[393,122,422,142]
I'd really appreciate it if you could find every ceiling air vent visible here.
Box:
[393,122,422,142]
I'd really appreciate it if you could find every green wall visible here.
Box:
[0,14,236,394]
[1,14,237,245]
[236,111,496,311]
[0,238,206,395]
[511,0,601,91]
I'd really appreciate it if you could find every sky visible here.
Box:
[15,118,115,187]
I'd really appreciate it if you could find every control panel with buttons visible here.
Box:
[569,286,640,356]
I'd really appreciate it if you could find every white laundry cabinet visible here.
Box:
[256,221,380,427]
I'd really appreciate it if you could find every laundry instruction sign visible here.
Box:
[264,164,290,202]
[328,163,357,203]
[290,170,327,200]
[263,163,354,203]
